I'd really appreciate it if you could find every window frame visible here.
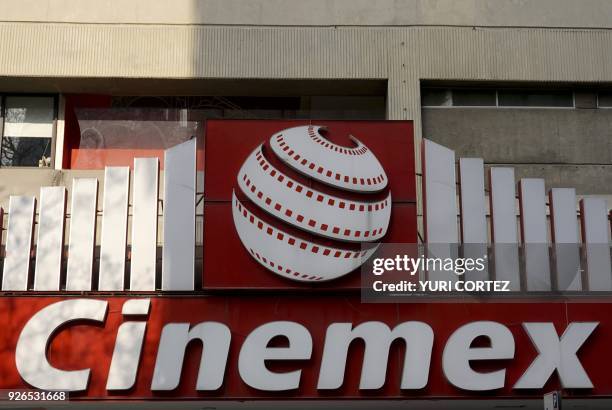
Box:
[0,93,58,168]
[421,87,576,109]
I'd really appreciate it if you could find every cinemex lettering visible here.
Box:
[15,299,598,392]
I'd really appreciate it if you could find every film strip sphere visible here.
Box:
[232,125,391,282]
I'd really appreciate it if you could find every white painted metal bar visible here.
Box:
[518,179,551,291]
[2,196,35,290]
[459,158,487,244]
[549,188,582,291]
[34,187,66,290]
[99,167,130,291]
[162,139,196,290]
[131,157,159,291]
[489,168,520,290]
[66,178,98,291]
[422,139,458,281]
[423,139,458,243]
[458,158,488,281]
[580,198,611,291]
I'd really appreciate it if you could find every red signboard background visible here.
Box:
[0,297,610,400]
[203,120,417,289]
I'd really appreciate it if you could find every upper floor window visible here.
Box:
[598,92,612,108]
[422,88,574,108]
[497,90,573,107]
[451,89,497,107]
[0,95,56,167]
[421,89,452,107]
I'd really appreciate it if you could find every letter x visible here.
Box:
[514,322,598,389]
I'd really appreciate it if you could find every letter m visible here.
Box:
[317,321,433,390]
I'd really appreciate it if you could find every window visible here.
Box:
[421,88,575,108]
[497,90,573,107]
[1,95,56,167]
[452,90,496,107]
[598,92,612,108]
[110,95,386,120]
[421,89,451,107]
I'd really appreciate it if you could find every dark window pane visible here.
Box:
[574,92,597,109]
[598,92,612,107]
[421,89,451,106]
[498,91,573,107]
[110,95,385,119]
[5,96,54,124]
[1,137,52,167]
[452,90,496,106]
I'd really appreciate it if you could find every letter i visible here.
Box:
[106,299,151,390]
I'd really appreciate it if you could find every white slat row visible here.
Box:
[0,140,196,292]
[1,138,610,292]
[422,138,611,291]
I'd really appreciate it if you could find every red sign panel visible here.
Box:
[0,297,610,400]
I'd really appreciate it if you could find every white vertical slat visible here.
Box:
[580,198,611,291]
[34,187,66,290]
[549,188,582,291]
[66,178,98,291]
[2,196,35,290]
[99,167,130,291]
[423,139,458,243]
[458,158,488,281]
[422,139,458,282]
[489,168,520,290]
[131,158,159,291]
[518,179,551,291]
[162,140,196,290]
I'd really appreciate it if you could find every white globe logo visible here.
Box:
[232,125,391,282]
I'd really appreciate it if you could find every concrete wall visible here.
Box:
[2,0,612,27]
[1,25,611,147]
[422,108,612,194]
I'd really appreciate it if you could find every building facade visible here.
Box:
[1,1,612,408]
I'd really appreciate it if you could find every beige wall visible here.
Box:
[1,0,611,134]
[2,0,612,27]
[1,25,612,129]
